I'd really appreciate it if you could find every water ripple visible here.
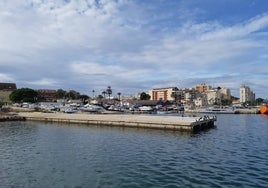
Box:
[1,115,268,187]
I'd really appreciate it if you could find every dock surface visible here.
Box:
[18,112,216,132]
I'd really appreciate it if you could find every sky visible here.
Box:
[1,0,268,98]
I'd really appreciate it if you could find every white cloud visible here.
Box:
[27,78,59,87]
[134,15,268,66]
[69,61,152,81]
[0,0,268,97]
[0,73,15,82]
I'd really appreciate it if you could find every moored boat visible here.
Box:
[139,106,153,111]
[80,104,103,113]
[64,108,77,113]
[259,104,268,114]
[199,107,238,114]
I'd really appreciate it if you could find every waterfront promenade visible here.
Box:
[18,112,216,133]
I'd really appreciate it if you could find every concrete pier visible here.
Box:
[17,112,216,133]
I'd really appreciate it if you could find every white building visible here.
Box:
[206,89,221,105]
[194,95,208,107]
[219,87,231,100]
[240,85,255,103]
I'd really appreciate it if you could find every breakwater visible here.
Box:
[18,112,216,133]
[0,113,25,122]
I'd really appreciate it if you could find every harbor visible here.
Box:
[17,112,216,133]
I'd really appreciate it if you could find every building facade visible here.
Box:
[194,95,208,107]
[149,87,178,101]
[37,89,57,102]
[0,83,17,103]
[206,89,221,105]
[239,85,255,103]
[219,87,231,101]
[195,83,212,93]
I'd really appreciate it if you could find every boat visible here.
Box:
[199,107,238,114]
[156,110,168,115]
[138,106,153,111]
[259,104,268,114]
[80,104,103,113]
[64,108,77,113]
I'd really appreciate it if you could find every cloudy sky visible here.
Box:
[1,0,268,98]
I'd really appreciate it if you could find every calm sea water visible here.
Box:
[0,114,268,188]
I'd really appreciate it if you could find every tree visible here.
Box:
[92,90,95,98]
[9,88,38,103]
[80,94,89,104]
[66,90,81,100]
[117,92,121,101]
[97,95,104,100]
[0,95,4,108]
[256,98,264,105]
[140,92,151,100]
[56,89,66,99]
[102,91,107,99]
[106,86,112,100]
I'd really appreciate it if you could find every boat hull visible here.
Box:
[260,105,268,114]
[199,108,237,114]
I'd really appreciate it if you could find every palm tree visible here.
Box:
[92,90,95,98]
[117,92,121,101]
[102,91,107,99]
[106,86,112,100]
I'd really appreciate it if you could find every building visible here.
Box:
[195,83,212,93]
[0,83,17,103]
[149,87,178,101]
[240,85,255,103]
[180,88,197,101]
[194,95,208,107]
[37,89,57,102]
[206,89,221,105]
[219,87,231,101]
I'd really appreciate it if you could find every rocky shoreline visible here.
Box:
[0,113,26,122]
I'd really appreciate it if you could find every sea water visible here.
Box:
[0,114,268,188]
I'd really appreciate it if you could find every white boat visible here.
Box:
[139,106,153,111]
[64,108,77,113]
[199,107,238,114]
[156,110,168,115]
[80,104,102,112]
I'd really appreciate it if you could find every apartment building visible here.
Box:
[148,87,178,101]
[240,85,255,103]
[195,83,212,93]
[206,89,221,105]
[219,87,231,100]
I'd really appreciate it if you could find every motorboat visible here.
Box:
[138,106,153,111]
[80,104,103,113]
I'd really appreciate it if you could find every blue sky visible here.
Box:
[0,0,268,98]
